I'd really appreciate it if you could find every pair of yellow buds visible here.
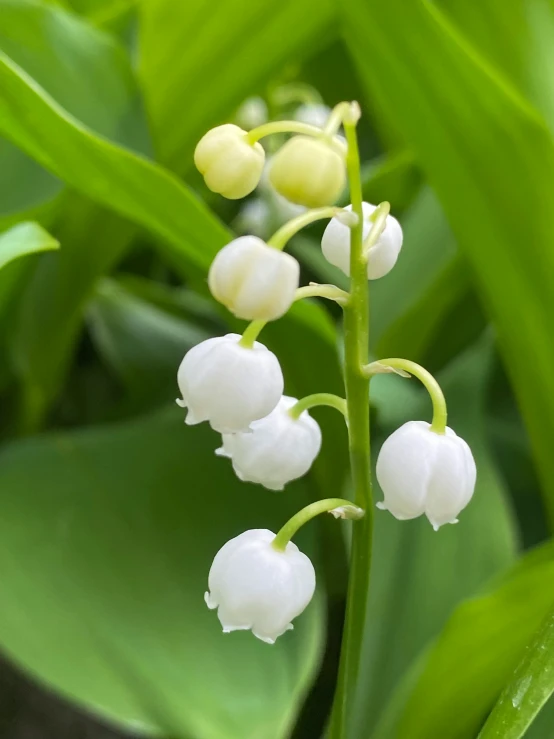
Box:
[194,123,345,207]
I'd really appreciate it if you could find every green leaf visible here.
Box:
[0,409,324,738]
[378,541,554,739]
[0,48,228,272]
[352,335,518,737]
[344,0,554,525]
[0,221,58,271]
[0,140,62,227]
[87,277,211,406]
[370,187,457,348]
[138,0,336,166]
[478,604,554,739]
[0,0,150,152]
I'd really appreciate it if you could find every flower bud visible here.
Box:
[376,421,476,530]
[321,202,403,279]
[216,395,322,490]
[208,236,300,321]
[235,96,268,129]
[177,334,283,433]
[205,529,316,643]
[294,103,332,129]
[194,124,265,199]
[269,136,346,207]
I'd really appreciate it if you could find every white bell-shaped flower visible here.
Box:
[216,395,322,490]
[177,334,283,433]
[376,421,476,530]
[208,236,300,321]
[194,124,265,199]
[321,202,403,279]
[205,529,316,643]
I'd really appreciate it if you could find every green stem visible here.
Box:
[363,358,447,434]
[289,393,348,421]
[294,284,350,306]
[238,320,266,348]
[268,207,343,250]
[272,498,364,552]
[245,121,346,156]
[323,102,351,137]
[328,109,375,739]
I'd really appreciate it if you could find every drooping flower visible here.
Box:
[208,237,300,321]
[194,124,265,199]
[269,136,345,207]
[217,395,322,490]
[376,421,476,530]
[321,202,403,279]
[205,529,316,643]
[177,334,283,433]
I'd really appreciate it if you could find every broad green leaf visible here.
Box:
[0,221,58,271]
[378,541,554,739]
[478,606,554,738]
[352,336,518,737]
[139,0,336,166]
[344,0,554,524]
[0,409,323,738]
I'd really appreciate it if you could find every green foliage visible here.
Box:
[0,0,553,737]
[0,410,323,738]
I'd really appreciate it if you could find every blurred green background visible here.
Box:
[1,0,554,737]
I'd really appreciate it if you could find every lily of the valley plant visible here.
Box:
[177,100,476,736]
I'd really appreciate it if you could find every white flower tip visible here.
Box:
[175,398,186,408]
[344,101,361,125]
[185,409,201,426]
[215,446,231,458]
[376,501,387,511]
[329,505,365,520]
[204,591,217,610]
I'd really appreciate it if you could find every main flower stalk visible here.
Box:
[328,110,374,738]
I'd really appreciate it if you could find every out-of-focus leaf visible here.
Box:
[437,0,554,136]
[360,151,422,212]
[376,541,554,739]
[0,49,229,272]
[0,141,62,227]
[370,187,457,346]
[87,277,209,406]
[0,222,59,389]
[352,336,518,737]
[0,409,323,738]
[0,221,58,271]
[0,0,223,426]
[139,0,336,167]
[0,0,150,153]
[478,604,554,739]
[345,0,554,524]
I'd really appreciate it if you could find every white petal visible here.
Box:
[376,421,435,520]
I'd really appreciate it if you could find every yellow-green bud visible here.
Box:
[268,136,345,208]
[194,124,265,200]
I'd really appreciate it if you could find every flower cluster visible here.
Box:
[178,100,477,644]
